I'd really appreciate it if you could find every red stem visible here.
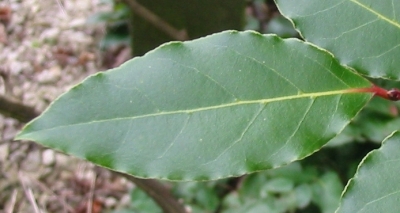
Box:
[351,85,400,101]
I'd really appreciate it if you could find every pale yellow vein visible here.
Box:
[20,89,365,136]
[350,0,400,28]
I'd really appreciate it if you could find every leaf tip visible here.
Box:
[14,129,28,141]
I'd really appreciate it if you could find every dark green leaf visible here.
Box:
[16,31,372,181]
[129,188,162,213]
[311,172,343,213]
[276,0,400,79]
[262,178,294,193]
[337,131,400,213]
[266,15,298,38]
[295,184,312,208]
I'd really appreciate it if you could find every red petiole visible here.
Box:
[352,85,400,101]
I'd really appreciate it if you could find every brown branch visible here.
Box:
[0,95,39,123]
[119,173,187,213]
[120,0,188,41]
[2,96,187,213]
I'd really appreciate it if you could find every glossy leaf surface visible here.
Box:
[16,31,372,181]
[337,131,400,213]
[276,0,400,79]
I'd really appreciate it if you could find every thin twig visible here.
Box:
[87,172,97,213]
[55,0,68,17]
[5,189,18,213]
[31,177,74,213]
[120,0,188,41]
[0,94,39,123]
[19,172,42,213]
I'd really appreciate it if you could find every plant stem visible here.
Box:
[0,95,39,123]
[120,0,188,41]
[351,85,400,101]
[119,173,187,213]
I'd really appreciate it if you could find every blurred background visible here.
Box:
[0,0,399,212]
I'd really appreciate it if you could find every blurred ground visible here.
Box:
[0,0,133,212]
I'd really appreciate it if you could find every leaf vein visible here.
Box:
[156,57,238,100]
[297,51,351,88]
[350,0,400,28]
[21,89,360,135]
[204,42,303,92]
[264,98,315,162]
[157,115,191,159]
[202,104,266,166]
[295,0,346,18]
[331,19,379,40]
[356,190,400,213]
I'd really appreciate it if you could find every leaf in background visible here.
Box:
[222,199,279,213]
[276,0,400,79]
[266,15,298,38]
[172,181,220,212]
[16,31,372,181]
[336,131,400,213]
[311,172,343,213]
[295,184,312,208]
[262,177,294,193]
[129,188,162,213]
[354,112,400,143]
[132,0,245,56]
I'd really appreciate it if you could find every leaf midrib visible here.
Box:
[18,89,366,137]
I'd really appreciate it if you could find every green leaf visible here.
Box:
[311,172,343,213]
[276,0,400,79]
[266,15,298,38]
[222,195,279,213]
[295,184,312,208]
[266,162,316,183]
[16,31,372,181]
[336,131,400,213]
[172,181,220,211]
[262,178,294,193]
[129,187,162,213]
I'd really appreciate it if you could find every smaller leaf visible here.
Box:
[295,184,312,208]
[336,131,400,213]
[266,15,298,38]
[221,192,241,211]
[276,0,400,79]
[266,162,316,183]
[262,178,294,193]
[311,172,342,213]
[195,187,220,211]
[358,116,400,143]
[222,198,278,213]
[240,173,269,198]
[129,187,162,213]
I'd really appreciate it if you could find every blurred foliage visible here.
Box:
[94,0,398,212]
[244,0,297,38]
[111,187,162,213]
[131,0,245,56]
[87,0,130,49]
[114,162,347,213]
[265,15,297,38]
